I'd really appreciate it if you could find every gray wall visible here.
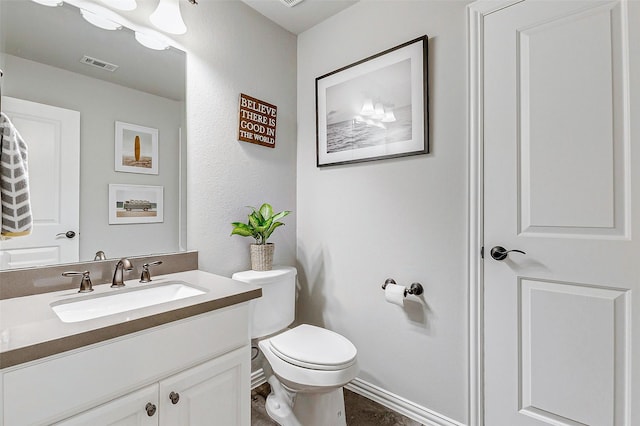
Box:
[296,1,471,423]
[180,2,297,277]
[2,54,183,261]
[5,0,473,422]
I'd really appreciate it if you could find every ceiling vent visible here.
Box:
[80,55,119,72]
[279,0,305,7]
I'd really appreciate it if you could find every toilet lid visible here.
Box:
[268,324,357,371]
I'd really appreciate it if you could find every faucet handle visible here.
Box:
[62,271,94,293]
[140,261,163,283]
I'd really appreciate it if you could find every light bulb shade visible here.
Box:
[135,32,170,50]
[360,99,375,116]
[80,9,122,30]
[101,0,137,11]
[31,0,63,6]
[150,0,187,35]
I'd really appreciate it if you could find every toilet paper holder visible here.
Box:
[381,278,423,297]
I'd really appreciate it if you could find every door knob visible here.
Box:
[490,246,526,261]
[56,231,76,239]
[169,391,180,404]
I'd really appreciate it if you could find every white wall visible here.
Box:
[180,2,297,276]
[2,54,183,261]
[297,1,471,423]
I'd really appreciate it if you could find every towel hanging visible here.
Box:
[1,112,32,238]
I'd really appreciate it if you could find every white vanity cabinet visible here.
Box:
[0,304,251,426]
[56,347,248,426]
[159,346,247,425]
[54,385,159,426]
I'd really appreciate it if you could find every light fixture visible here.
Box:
[135,32,170,50]
[150,0,187,35]
[100,0,137,11]
[360,99,375,116]
[80,9,122,30]
[31,0,63,6]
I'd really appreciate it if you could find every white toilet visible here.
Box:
[232,266,358,426]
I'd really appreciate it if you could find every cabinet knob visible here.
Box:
[145,402,157,417]
[169,391,180,404]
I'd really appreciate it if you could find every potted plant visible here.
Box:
[231,203,291,271]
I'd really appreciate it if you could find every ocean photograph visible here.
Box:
[324,58,413,154]
[327,105,412,153]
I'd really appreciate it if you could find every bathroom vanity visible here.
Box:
[0,268,261,425]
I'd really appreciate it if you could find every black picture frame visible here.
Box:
[315,36,428,167]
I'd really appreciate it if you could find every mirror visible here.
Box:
[0,0,186,269]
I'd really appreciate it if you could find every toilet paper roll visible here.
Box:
[384,284,406,306]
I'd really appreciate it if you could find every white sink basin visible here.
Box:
[51,281,206,323]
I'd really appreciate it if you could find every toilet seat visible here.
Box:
[268,324,357,371]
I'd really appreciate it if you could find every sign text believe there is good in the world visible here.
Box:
[238,93,277,148]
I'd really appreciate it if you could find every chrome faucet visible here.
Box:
[62,271,93,293]
[111,258,133,288]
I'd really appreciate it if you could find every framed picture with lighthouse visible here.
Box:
[115,121,159,175]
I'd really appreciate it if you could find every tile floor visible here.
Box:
[251,383,423,426]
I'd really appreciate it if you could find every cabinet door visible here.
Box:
[159,346,250,426]
[54,384,159,426]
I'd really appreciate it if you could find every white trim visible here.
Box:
[178,127,186,252]
[345,378,465,426]
[254,369,462,425]
[466,4,486,426]
[465,1,522,425]
[251,368,267,390]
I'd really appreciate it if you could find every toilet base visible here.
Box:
[265,376,347,426]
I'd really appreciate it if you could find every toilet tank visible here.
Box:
[231,266,296,339]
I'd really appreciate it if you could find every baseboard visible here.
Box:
[251,368,267,390]
[252,370,464,426]
[345,378,465,426]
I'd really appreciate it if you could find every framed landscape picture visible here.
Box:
[109,184,164,224]
[115,121,159,175]
[316,36,428,167]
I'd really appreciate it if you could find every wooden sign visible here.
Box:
[238,93,277,148]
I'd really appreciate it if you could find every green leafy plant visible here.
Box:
[231,203,291,245]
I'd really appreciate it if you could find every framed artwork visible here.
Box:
[115,121,159,175]
[315,35,428,167]
[108,184,164,224]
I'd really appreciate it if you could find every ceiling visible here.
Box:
[240,0,358,35]
[0,0,355,99]
[1,0,185,101]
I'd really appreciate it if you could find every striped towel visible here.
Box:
[1,112,32,237]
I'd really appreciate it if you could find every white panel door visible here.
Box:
[159,346,250,426]
[0,96,80,269]
[483,1,638,425]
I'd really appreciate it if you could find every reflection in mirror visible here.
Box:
[0,0,186,270]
